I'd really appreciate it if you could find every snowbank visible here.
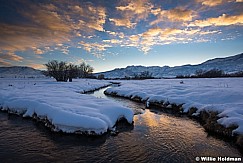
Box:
[0,78,133,135]
[106,78,243,135]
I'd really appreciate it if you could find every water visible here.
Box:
[0,87,242,162]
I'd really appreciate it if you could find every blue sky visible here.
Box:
[0,0,242,72]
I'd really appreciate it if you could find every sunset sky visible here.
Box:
[0,0,242,72]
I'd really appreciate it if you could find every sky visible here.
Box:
[0,0,242,73]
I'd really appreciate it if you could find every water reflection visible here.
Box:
[0,87,242,162]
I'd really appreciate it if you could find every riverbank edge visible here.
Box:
[104,90,243,151]
[0,83,133,136]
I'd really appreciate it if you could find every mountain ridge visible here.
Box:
[0,66,45,78]
[1,53,242,79]
[95,53,243,78]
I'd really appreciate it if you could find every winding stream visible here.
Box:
[0,86,242,162]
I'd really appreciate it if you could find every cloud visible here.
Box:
[0,0,107,61]
[196,0,224,6]
[196,0,242,6]
[189,14,243,27]
[0,3,71,59]
[0,52,23,62]
[79,41,112,54]
[129,35,140,42]
[150,8,195,25]
[32,47,45,55]
[110,0,154,28]
[106,31,125,38]
[71,4,106,31]
[103,39,122,44]
[142,28,183,38]
[109,18,135,28]
[0,59,12,66]
[28,63,46,69]
[138,28,185,53]
[123,27,220,53]
[116,0,153,15]
[199,30,220,35]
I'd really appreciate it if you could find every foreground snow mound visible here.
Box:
[106,78,243,135]
[0,78,133,135]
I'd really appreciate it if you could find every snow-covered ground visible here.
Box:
[0,78,134,135]
[106,78,243,135]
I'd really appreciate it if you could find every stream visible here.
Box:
[0,86,242,162]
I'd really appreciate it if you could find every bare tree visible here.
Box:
[45,60,81,82]
[79,62,94,78]
[45,60,95,81]
[68,64,79,82]
[45,60,69,82]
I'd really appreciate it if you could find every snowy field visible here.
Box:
[106,78,243,135]
[0,78,133,134]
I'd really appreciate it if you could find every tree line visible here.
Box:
[176,69,243,78]
[44,60,94,82]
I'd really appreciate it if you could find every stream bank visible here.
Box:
[104,83,243,151]
[0,84,242,162]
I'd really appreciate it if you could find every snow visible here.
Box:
[106,78,243,135]
[0,66,45,78]
[95,53,243,79]
[0,78,134,135]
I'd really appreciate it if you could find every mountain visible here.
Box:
[0,66,45,78]
[96,53,243,79]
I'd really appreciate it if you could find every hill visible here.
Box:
[0,66,45,78]
[95,53,243,79]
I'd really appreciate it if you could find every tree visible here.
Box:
[45,60,69,82]
[140,71,152,79]
[45,60,95,81]
[68,64,79,82]
[194,69,224,78]
[195,69,206,77]
[79,62,94,78]
[45,60,81,82]
[98,74,105,79]
[134,71,153,79]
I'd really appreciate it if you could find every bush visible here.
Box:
[134,71,153,79]
[98,74,105,79]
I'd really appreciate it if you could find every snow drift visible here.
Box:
[105,78,243,135]
[0,78,134,135]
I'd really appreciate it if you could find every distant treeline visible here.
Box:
[176,69,243,79]
[97,71,155,80]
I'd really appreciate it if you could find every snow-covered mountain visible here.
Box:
[0,66,45,78]
[96,53,243,78]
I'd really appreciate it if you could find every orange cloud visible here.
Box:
[129,35,140,42]
[103,39,122,44]
[71,4,106,31]
[110,0,153,28]
[116,0,153,15]
[196,0,242,6]
[150,8,194,25]
[189,14,243,27]
[1,52,23,62]
[109,18,135,28]
[125,27,218,53]
[28,63,46,69]
[0,1,108,61]
[0,59,12,66]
